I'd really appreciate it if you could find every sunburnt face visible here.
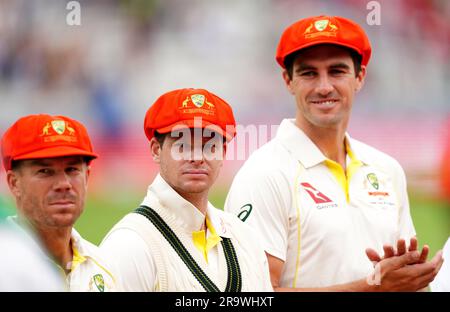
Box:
[7,156,90,229]
[283,44,366,132]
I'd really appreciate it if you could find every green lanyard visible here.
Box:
[134,205,242,292]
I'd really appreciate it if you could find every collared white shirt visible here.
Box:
[0,222,65,291]
[7,216,118,292]
[100,174,273,292]
[430,237,450,292]
[225,118,415,288]
[67,228,118,292]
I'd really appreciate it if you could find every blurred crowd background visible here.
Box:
[0,0,449,255]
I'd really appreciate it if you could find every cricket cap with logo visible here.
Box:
[144,88,237,142]
[276,15,372,68]
[1,114,98,171]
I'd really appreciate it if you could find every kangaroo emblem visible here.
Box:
[304,24,313,34]
[40,122,51,136]
[66,124,75,136]
[182,96,190,108]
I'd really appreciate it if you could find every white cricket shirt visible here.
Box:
[430,237,450,292]
[225,118,416,288]
[100,174,273,292]
[7,216,118,291]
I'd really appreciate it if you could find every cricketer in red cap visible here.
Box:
[224,15,442,292]
[1,114,119,291]
[100,88,274,292]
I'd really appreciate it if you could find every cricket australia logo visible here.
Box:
[180,94,216,116]
[190,94,205,108]
[304,19,338,38]
[92,274,105,292]
[314,19,329,31]
[51,120,66,135]
[40,119,77,143]
[367,173,379,190]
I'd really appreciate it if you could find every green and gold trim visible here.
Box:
[134,205,242,292]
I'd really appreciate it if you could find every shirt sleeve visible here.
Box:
[0,226,66,291]
[100,229,158,291]
[225,166,291,262]
[430,237,450,292]
[230,214,275,291]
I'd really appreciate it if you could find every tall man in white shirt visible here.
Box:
[101,88,273,292]
[1,114,118,291]
[225,15,443,291]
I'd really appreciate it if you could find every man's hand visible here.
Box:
[364,237,444,291]
[365,237,428,264]
[369,250,444,291]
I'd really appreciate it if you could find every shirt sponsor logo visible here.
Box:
[315,202,338,210]
[301,182,333,204]
[368,191,389,196]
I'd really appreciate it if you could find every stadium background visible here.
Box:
[0,0,449,257]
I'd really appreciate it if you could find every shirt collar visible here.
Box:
[344,136,372,166]
[69,228,87,272]
[276,119,326,168]
[206,204,231,238]
[70,228,85,256]
[142,174,231,237]
[276,118,371,168]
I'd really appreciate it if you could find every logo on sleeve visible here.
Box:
[237,204,253,222]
